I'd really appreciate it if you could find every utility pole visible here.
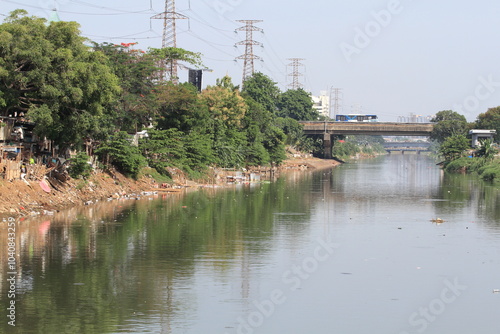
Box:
[287,58,305,90]
[235,20,263,86]
[151,0,187,83]
[330,87,343,119]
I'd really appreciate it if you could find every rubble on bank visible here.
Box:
[0,157,340,217]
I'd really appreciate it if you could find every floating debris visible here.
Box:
[430,218,445,224]
[493,289,500,294]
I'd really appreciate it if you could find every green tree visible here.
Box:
[155,82,205,132]
[96,131,146,178]
[92,42,158,133]
[241,93,290,165]
[139,128,185,174]
[439,134,470,161]
[199,78,248,167]
[430,110,468,143]
[475,139,497,160]
[277,88,320,121]
[262,125,287,164]
[68,152,92,179]
[241,98,271,166]
[241,72,280,114]
[149,47,202,82]
[0,10,121,148]
[475,106,500,143]
[139,128,214,176]
[274,117,304,146]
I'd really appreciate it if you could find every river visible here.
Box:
[1,154,500,334]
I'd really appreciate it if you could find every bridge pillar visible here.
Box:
[323,133,332,159]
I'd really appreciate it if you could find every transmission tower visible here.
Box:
[330,87,343,118]
[287,58,305,90]
[151,0,187,83]
[235,20,263,86]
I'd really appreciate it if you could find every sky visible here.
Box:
[1,0,500,121]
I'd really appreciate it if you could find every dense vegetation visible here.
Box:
[0,10,321,180]
[430,109,500,181]
[9,10,500,181]
[331,135,386,160]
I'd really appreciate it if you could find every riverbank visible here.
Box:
[444,156,500,181]
[0,157,340,217]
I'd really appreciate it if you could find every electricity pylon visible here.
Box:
[330,87,343,118]
[235,20,263,86]
[287,58,305,90]
[151,0,187,83]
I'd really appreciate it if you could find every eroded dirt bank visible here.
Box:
[0,157,340,217]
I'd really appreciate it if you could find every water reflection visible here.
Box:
[439,172,500,233]
[0,176,316,334]
[1,155,500,334]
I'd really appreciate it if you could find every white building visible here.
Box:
[312,91,330,118]
[469,129,496,147]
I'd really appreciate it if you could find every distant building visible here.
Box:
[397,113,434,123]
[188,69,203,91]
[312,91,330,118]
[469,129,496,147]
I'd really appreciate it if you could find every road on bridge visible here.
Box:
[299,121,434,159]
[300,121,434,136]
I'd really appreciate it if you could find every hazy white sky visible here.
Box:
[2,0,500,121]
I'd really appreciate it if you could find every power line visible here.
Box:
[2,0,153,16]
[183,6,238,39]
[85,29,162,41]
[70,0,155,13]
[198,0,240,27]
[261,45,286,78]
[261,62,287,89]
[186,30,235,48]
[262,33,286,67]
[187,34,236,59]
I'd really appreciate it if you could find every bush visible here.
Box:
[68,152,92,179]
[444,157,474,173]
[479,165,500,181]
[138,167,172,184]
[439,135,470,161]
[332,141,359,159]
[96,131,147,179]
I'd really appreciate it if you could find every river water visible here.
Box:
[1,154,500,334]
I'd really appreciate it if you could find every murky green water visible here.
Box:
[1,154,500,334]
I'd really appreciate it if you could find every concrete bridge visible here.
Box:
[383,142,432,154]
[300,121,434,158]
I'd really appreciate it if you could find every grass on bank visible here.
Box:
[444,157,500,181]
[332,141,386,160]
